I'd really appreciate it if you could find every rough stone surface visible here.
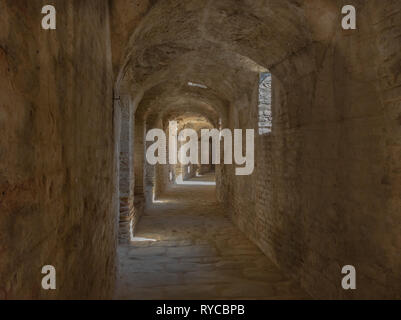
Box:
[0,1,116,299]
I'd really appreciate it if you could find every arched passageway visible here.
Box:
[1,1,401,300]
[117,109,309,298]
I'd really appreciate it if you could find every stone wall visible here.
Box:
[134,116,145,196]
[0,0,116,299]
[118,95,135,223]
[222,1,401,299]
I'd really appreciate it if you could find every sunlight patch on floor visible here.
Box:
[175,174,216,186]
[152,192,175,204]
[130,219,158,242]
[131,237,157,242]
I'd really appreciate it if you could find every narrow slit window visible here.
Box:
[258,72,272,135]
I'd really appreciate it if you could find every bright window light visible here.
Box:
[188,81,207,89]
[258,73,272,135]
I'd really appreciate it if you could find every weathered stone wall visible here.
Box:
[117,94,145,240]
[222,0,401,299]
[118,95,135,222]
[134,115,145,196]
[0,0,116,299]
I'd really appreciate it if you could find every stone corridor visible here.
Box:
[116,173,308,300]
[1,1,401,300]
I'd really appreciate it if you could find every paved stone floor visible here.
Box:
[115,172,309,299]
